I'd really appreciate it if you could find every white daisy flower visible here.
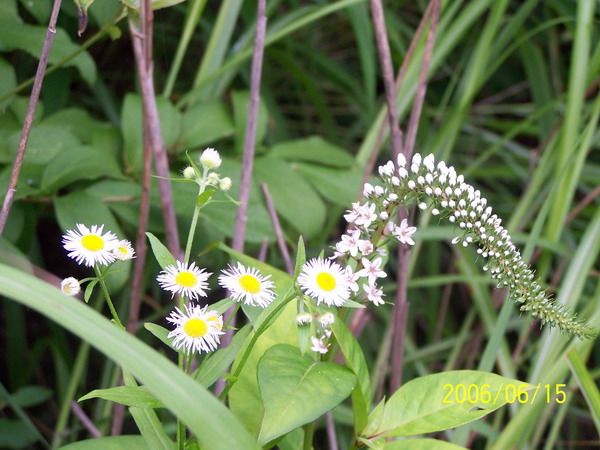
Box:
[310,336,329,354]
[218,263,275,308]
[393,219,417,246]
[157,261,211,301]
[363,283,385,306]
[166,304,223,354]
[113,240,136,261]
[199,147,221,169]
[61,277,81,296]
[356,257,387,286]
[62,224,119,267]
[298,258,351,307]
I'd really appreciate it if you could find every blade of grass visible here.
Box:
[566,349,600,436]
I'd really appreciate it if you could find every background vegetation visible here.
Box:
[0,0,599,448]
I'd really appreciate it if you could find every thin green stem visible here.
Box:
[223,303,241,330]
[184,168,209,263]
[219,292,296,400]
[163,0,208,98]
[93,265,124,328]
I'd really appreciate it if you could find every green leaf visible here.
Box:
[384,438,468,450]
[196,189,215,207]
[0,419,37,448]
[121,94,181,173]
[146,232,176,269]
[84,279,97,303]
[295,162,362,206]
[257,344,356,444]
[144,322,174,349]
[0,19,96,85]
[232,90,268,152]
[254,157,325,238]
[194,324,252,389]
[362,371,534,439]
[271,136,355,168]
[293,236,306,279]
[0,264,260,449]
[79,386,164,408]
[11,386,52,408]
[330,319,370,432]
[0,56,16,111]
[59,435,148,449]
[4,125,80,164]
[178,100,235,149]
[40,145,123,192]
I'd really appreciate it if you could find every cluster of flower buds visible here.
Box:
[184,148,232,192]
[357,151,593,339]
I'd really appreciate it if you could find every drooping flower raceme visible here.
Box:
[62,224,119,267]
[166,304,224,354]
[157,261,211,301]
[218,263,275,308]
[334,152,594,338]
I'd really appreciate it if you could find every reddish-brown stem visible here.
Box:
[127,120,153,334]
[71,401,102,438]
[369,0,403,158]
[404,0,441,155]
[325,411,339,450]
[231,0,268,254]
[0,0,62,235]
[358,0,433,200]
[130,15,181,260]
[261,183,293,275]
[218,0,267,394]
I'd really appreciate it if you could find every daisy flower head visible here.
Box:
[113,240,136,261]
[298,258,351,307]
[218,263,275,308]
[157,261,211,301]
[62,224,119,267]
[319,312,335,327]
[61,277,81,296]
[166,304,224,355]
[311,336,329,354]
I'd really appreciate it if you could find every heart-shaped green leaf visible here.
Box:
[257,344,356,445]
[362,370,534,439]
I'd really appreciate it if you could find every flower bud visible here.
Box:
[183,166,196,180]
[61,277,81,296]
[219,177,232,191]
[199,148,221,169]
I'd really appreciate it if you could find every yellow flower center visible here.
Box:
[175,271,197,288]
[183,318,208,338]
[316,272,336,291]
[239,275,261,294]
[118,246,128,255]
[81,234,104,251]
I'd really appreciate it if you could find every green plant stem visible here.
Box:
[184,168,209,263]
[303,421,315,450]
[223,303,241,330]
[93,265,124,329]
